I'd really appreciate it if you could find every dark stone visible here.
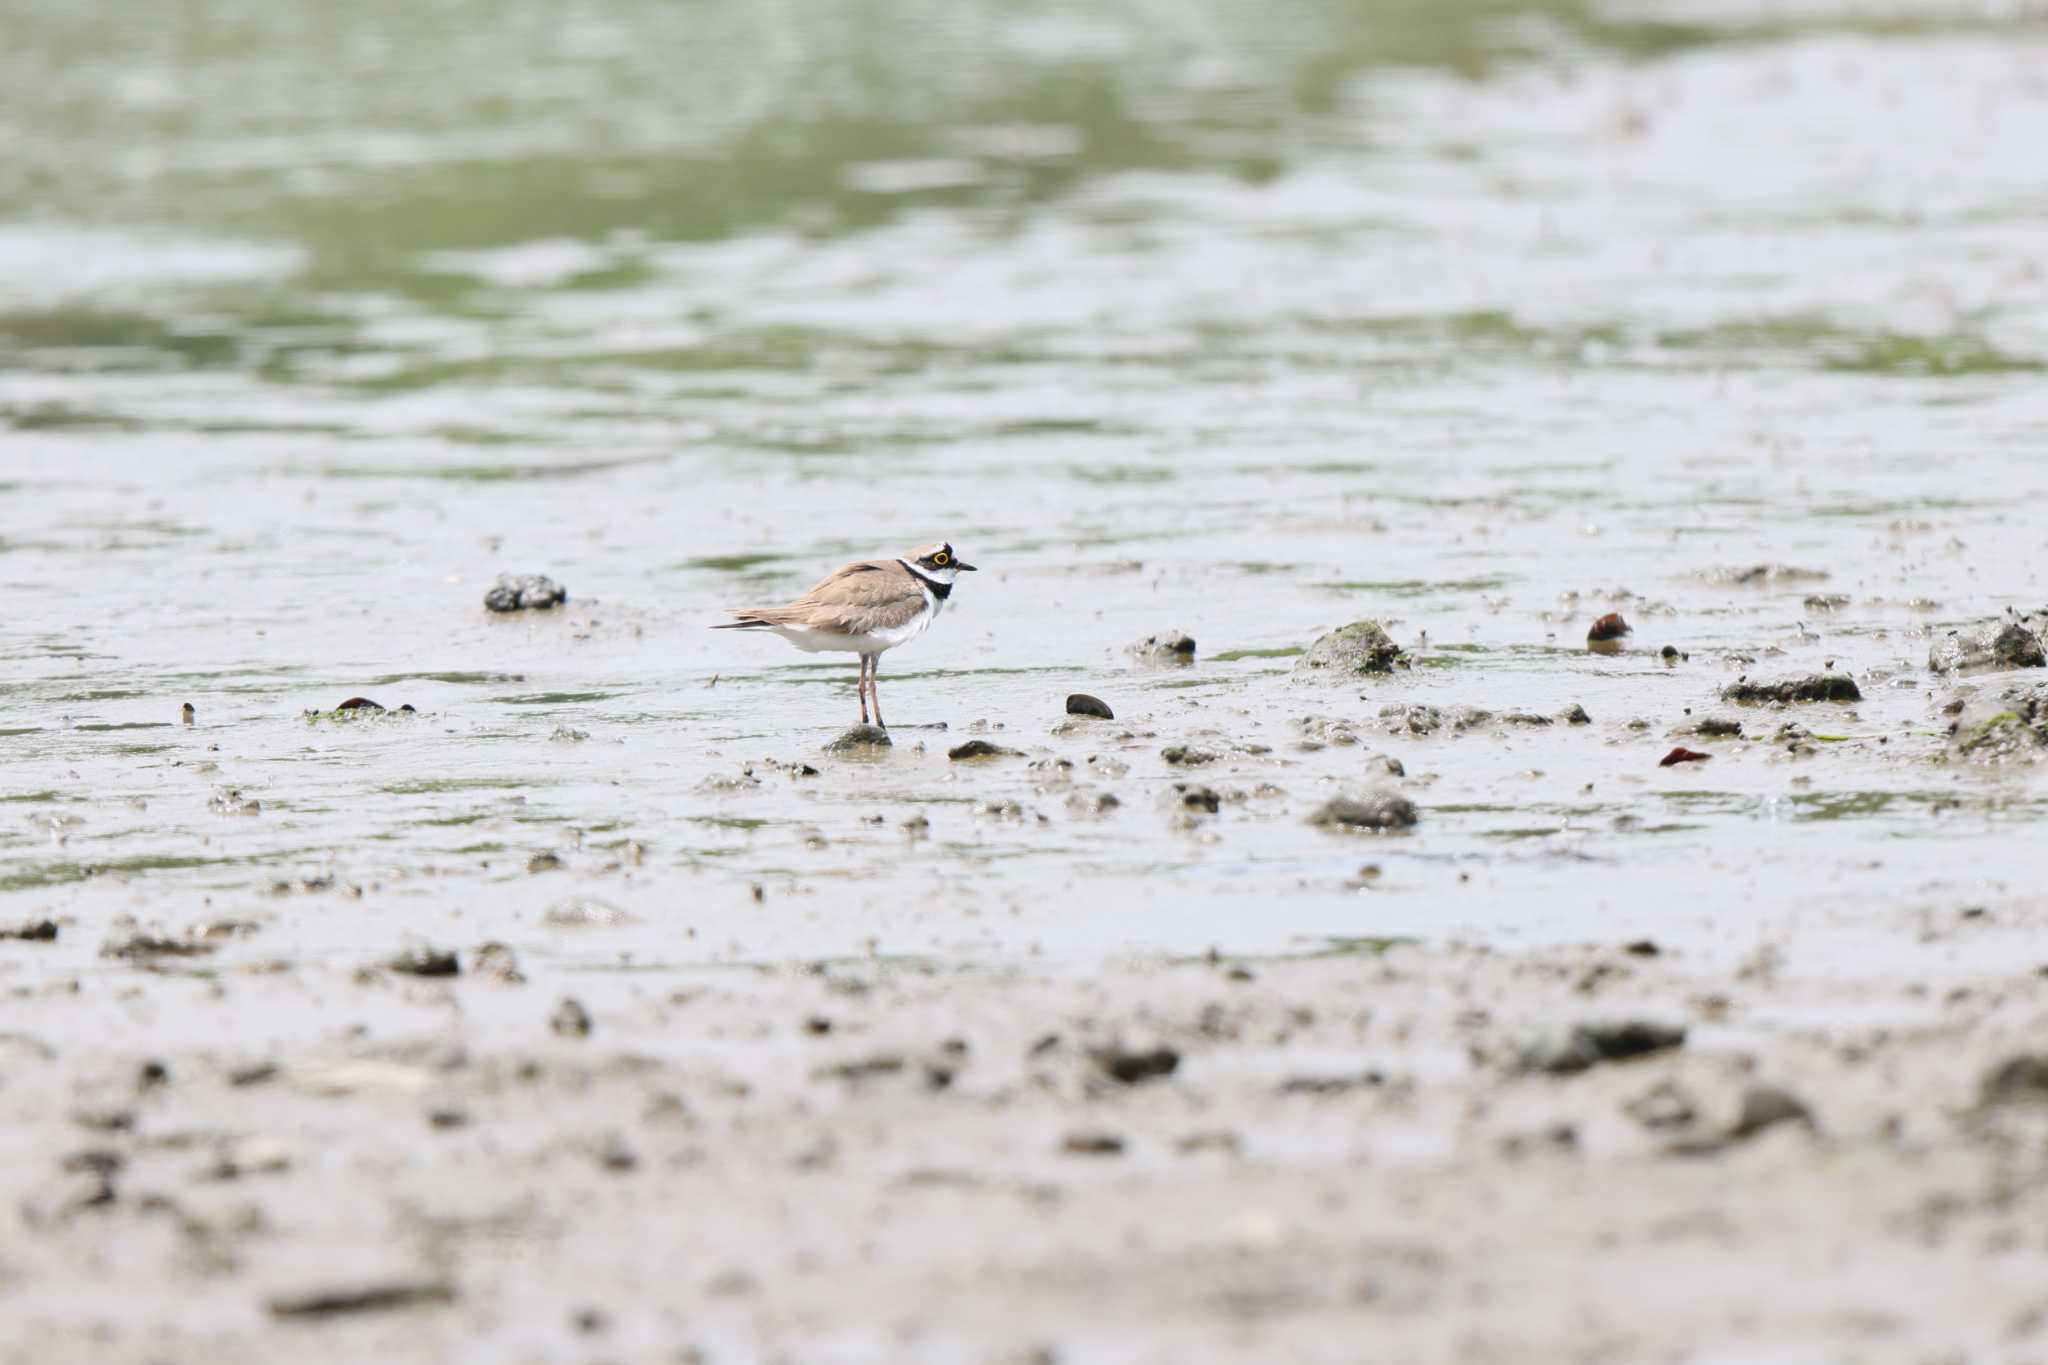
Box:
[1562,703,1592,725]
[484,574,568,612]
[1721,674,1862,705]
[1694,717,1743,737]
[5,919,58,942]
[550,998,592,1038]
[1308,792,1418,831]
[1167,783,1220,814]
[101,933,213,960]
[1624,1080,1697,1130]
[1980,1054,2048,1106]
[1730,1085,1813,1138]
[1520,1019,1685,1074]
[387,948,459,977]
[825,724,893,752]
[1061,1132,1125,1156]
[948,740,1018,761]
[1065,694,1114,719]
[1587,613,1632,642]
[267,1279,457,1319]
[1091,1045,1180,1085]
[1298,620,1406,677]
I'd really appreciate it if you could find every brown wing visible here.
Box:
[727,560,928,635]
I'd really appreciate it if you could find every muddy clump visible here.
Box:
[1707,564,1829,586]
[1129,632,1196,665]
[1929,618,2046,675]
[1378,703,1496,735]
[1090,1044,1180,1085]
[1948,688,2048,763]
[1308,792,1418,831]
[484,573,568,612]
[1980,1054,2048,1107]
[1722,674,1861,705]
[386,947,460,977]
[1297,620,1407,677]
[307,697,418,722]
[949,740,1019,761]
[826,725,892,752]
[1518,1020,1686,1075]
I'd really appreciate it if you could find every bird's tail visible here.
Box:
[710,616,773,630]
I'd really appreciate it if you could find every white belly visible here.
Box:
[771,598,937,655]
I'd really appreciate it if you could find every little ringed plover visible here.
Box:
[712,542,976,729]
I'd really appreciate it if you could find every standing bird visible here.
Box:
[711,542,976,729]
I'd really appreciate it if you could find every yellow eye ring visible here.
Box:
[932,551,950,566]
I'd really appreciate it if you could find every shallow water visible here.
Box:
[4,0,2047,966]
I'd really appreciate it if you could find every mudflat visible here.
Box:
[4,0,2048,1359]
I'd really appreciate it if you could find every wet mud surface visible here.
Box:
[5,0,2048,1360]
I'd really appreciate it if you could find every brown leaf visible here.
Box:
[1659,746,1711,767]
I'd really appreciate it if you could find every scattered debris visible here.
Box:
[1160,745,1218,766]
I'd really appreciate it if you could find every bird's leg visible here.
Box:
[869,655,886,730]
[857,654,872,725]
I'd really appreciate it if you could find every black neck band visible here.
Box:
[903,562,953,600]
